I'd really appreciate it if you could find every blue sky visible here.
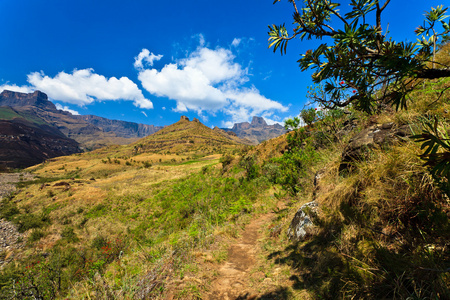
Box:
[0,0,447,128]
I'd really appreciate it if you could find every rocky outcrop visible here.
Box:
[0,90,57,111]
[340,123,412,172]
[224,116,286,144]
[287,201,318,241]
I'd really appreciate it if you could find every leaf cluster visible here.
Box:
[412,117,450,194]
[268,1,450,113]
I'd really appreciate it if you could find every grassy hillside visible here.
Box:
[0,117,271,299]
[132,117,253,155]
[0,106,51,127]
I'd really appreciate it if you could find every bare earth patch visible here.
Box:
[208,213,276,299]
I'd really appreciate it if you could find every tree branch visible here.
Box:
[415,68,450,79]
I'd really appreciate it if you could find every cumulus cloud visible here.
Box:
[134,49,163,70]
[136,41,287,122]
[0,84,34,94]
[28,68,153,109]
[55,103,80,115]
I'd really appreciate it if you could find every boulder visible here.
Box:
[339,123,412,172]
[287,201,318,241]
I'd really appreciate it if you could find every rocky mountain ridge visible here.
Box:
[74,114,163,138]
[223,116,286,144]
[0,90,162,150]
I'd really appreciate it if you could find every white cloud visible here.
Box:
[231,38,241,47]
[28,68,153,109]
[226,88,287,114]
[136,40,287,123]
[141,111,148,117]
[55,103,80,115]
[134,49,163,70]
[0,84,34,94]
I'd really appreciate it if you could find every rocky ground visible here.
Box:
[0,172,34,199]
[0,172,34,266]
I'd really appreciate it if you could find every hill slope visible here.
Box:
[0,116,81,169]
[132,116,253,155]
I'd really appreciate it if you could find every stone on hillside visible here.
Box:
[287,201,318,241]
[340,123,412,172]
[180,116,190,121]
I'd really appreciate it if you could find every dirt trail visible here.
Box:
[208,213,273,300]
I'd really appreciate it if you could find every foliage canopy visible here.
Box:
[268,0,450,113]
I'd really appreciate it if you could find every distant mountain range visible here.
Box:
[0,90,162,151]
[0,90,286,168]
[221,116,286,144]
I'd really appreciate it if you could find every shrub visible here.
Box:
[300,107,317,126]
[239,154,259,180]
[29,229,46,242]
[91,235,107,250]
[219,154,234,169]
[61,227,79,243]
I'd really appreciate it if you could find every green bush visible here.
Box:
[29,229,46,242]
[219,154,234,169]
[300,107,317,126]
[91,235,107,250]
[61,227,79,243]
[239,154,259,180]
[16,213,51,233]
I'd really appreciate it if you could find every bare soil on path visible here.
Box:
[208,212,277,300]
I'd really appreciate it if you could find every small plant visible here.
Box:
[29,229,46,242]
[61,227,79,243]
[91,235,108,250]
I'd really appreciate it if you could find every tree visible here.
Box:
[268,0,450,113]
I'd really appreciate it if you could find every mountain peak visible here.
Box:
[0,90,56,111]
[251,116,267,127]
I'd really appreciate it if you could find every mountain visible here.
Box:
[0,90,162,150]
[223,116,286,144]
[0,108,81,169]
[133,116,253,155]
[73,114,163,138]
[0,90,56,111]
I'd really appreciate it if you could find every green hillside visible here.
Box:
[0,106,49,127]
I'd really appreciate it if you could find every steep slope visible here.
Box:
[223,116,286,144]
[0,117,81,169]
